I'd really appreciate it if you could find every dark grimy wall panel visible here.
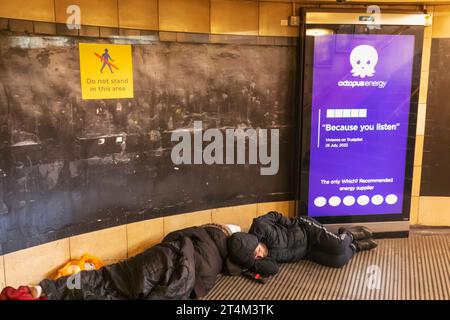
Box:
[0,34,297,254]
[421,38,450,196]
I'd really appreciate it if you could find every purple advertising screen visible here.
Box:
[308,34,415,217]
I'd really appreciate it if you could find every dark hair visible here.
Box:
[227,232,259,270]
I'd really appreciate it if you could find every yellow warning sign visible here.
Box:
[79,43,134,100]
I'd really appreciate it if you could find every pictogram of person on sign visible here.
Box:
[100,48,115,74]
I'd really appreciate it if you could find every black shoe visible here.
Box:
[354,238,378,252]
[338,226,373,241]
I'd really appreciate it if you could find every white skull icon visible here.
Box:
[350,45,378,78]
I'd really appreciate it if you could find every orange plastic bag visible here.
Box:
[55,253,104,280]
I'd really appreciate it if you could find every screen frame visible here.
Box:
[296,9,424,224]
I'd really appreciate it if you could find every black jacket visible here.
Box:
[163,225,229,298]
[40,225,229,300]
[249,211,308,263]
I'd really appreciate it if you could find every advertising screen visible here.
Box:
[308,34,415,217]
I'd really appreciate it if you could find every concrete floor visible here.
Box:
[204,227,450,300]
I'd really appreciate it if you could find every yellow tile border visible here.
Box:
[210,0,259,36]
[419,71,430,104]
[259,1,299,37]
[126,217,164,258]
[117,0,159,31]
[424,26,433,40]
[159,0,211,34]
[409,196,420,225]
[3,238,70,288]
[256,200,293,217]
[421,38,432,72]
[431,4,450,38]
[414,135,424,167]
[163,209,212,236]
[412,165,422,197]
[211,203,258,231]
[418,196,450,226]
[0,0,56,22]
[416,103,427,136]
[0,1,446,38]
[69,225,127,261]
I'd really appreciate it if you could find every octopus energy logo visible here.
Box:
[338,44,387,89]
[170,121,279,176]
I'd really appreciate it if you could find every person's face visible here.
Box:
[254,243,268,260]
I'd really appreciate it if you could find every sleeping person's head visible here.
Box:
[227,232,278,276]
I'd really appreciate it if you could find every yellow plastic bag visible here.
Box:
[55,253,104,280]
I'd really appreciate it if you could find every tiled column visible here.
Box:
[410,6,433,225]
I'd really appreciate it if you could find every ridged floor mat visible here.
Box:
[203,228,450,300]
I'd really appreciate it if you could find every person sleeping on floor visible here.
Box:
[1,212,377,300]
[227,212,378,278]
[2,223,243,300]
